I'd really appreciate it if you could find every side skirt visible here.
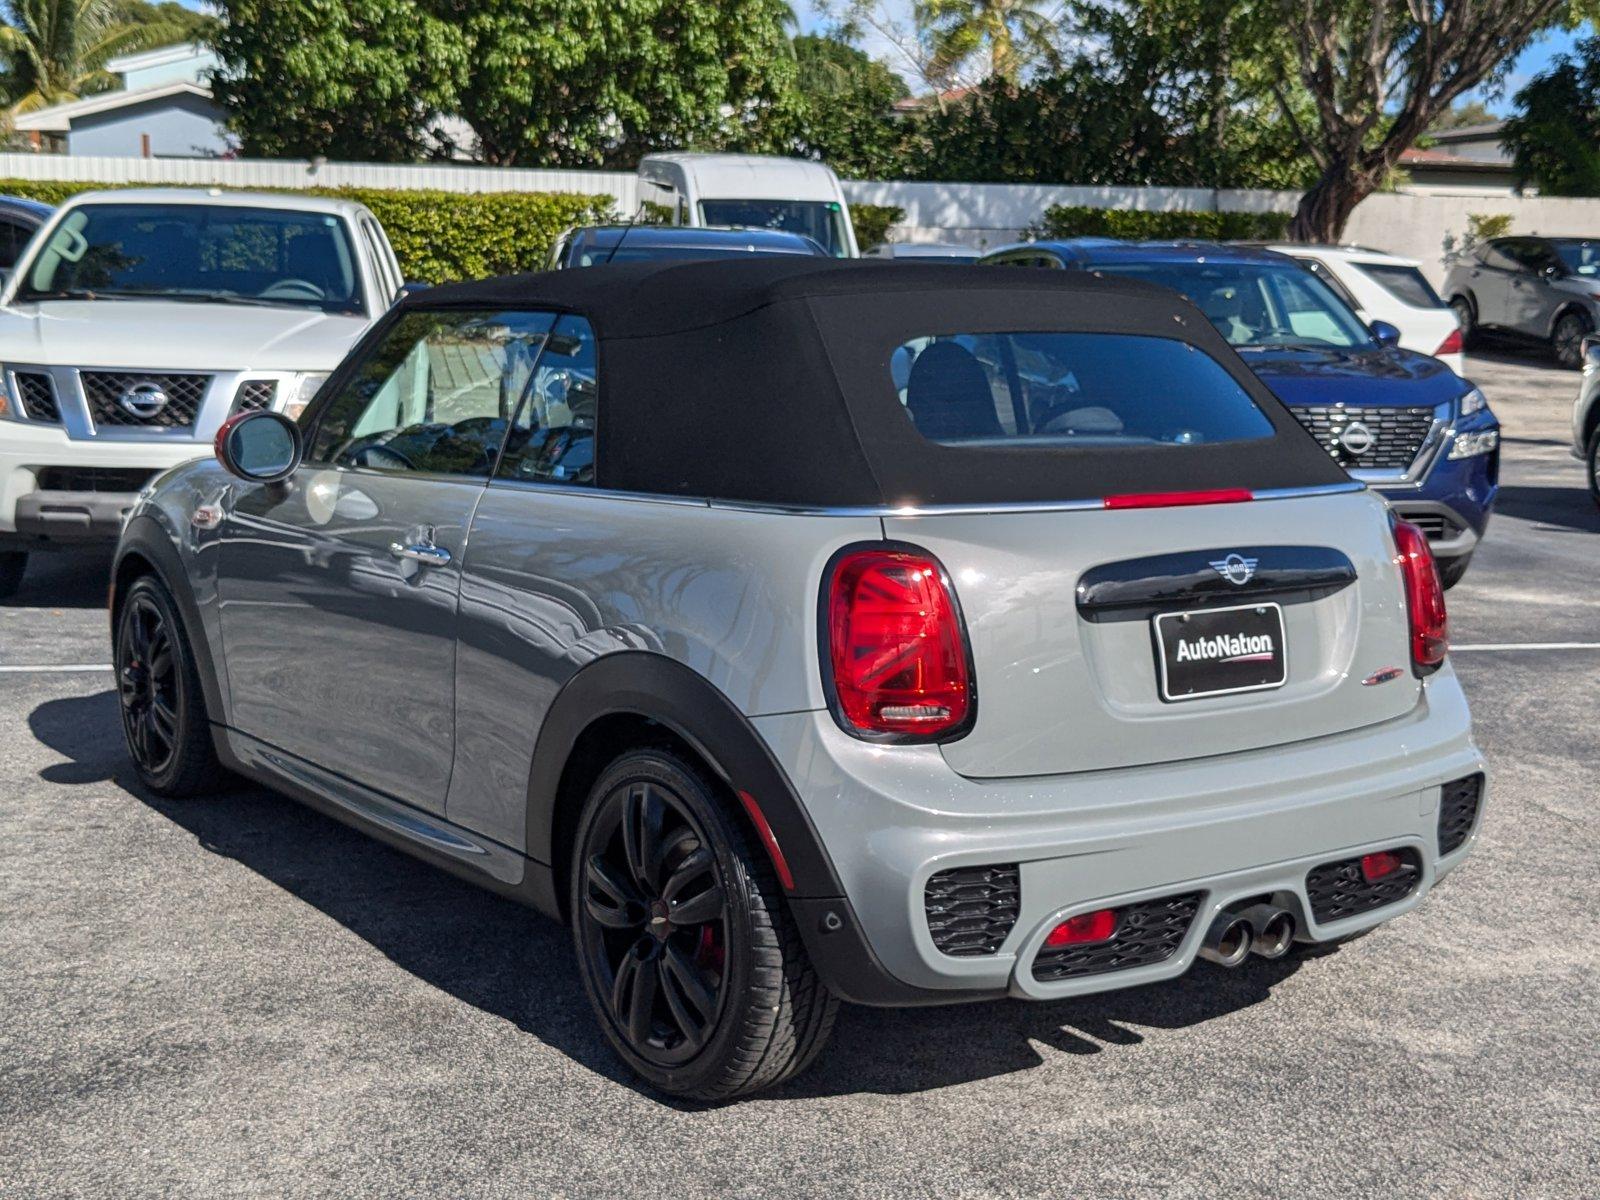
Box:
[215,726,561,918]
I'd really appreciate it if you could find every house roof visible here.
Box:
[11,81,216,133]
[103,41,212,75]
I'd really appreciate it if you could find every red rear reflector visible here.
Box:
[1103,488,1253,510]
[1361,851,1403,883]
[1391,517,1448,673]
[1045,909,1118,947]
[825,548,971,739]
[736,790,795,892]
[1434,327,1463,356]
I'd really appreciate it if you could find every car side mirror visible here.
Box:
[395,281,430,302]
[215,410,302,483]
[1369,319,1402,348]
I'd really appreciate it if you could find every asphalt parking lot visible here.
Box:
[2,349,1597,1198]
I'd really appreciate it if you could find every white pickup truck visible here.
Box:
[0,187,406,595]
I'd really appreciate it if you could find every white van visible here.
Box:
[636,153,859,258]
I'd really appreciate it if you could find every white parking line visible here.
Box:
[0,664,113,673]
[1453,642,1600,652]
[0,643,1595,676]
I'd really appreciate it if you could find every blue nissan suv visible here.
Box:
[979,241,1500,586]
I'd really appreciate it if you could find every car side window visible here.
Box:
[0,219,29,269]
[309,309,554,477]
[1480,241,1517,271]
[1297,259,1362,313]
[495,314,598,487]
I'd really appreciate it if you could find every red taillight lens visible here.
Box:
[1433,327,1463,357]
[1361,851,1403,883]
[1391,517,1448,674]
[825,548,972,739]
[1045,909,1118,947]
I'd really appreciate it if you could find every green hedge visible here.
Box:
[0,178,617,283]
[1036,205,1291,242]
[850,203,903,252]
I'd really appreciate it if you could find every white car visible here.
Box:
[1262,244,1465,376]
[0,188,405,596]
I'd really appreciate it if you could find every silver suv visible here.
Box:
[111,260,1487,1100]
[1444,236,1600,367]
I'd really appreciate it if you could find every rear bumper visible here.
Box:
[755,665,1484,1004]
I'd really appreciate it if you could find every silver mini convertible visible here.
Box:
[111,260,1487,1099]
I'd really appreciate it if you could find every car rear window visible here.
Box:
[892,333,1276,447]
[1353,262,1444,309]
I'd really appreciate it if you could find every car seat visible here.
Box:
[905,341,1003,440]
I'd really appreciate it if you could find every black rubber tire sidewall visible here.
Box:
[1588,429,1600,510]
[115,575,225,798]
[1437,554,1472,590]
[1450,297,1477,348]
[568,748,793,1099]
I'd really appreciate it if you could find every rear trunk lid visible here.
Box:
[884,488,1419,779]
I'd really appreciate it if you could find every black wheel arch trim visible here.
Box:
[524,651,990,1006]
[525,651,845,898]
[111,515,227,725]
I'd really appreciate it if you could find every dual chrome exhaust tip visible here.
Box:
[1198,903,1297,967]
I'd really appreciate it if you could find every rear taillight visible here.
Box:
[1102,488,1253,510]
[824,547,973,740]
[1433,327,1463,357]
[1392,517,1447,674]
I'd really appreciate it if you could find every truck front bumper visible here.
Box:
[0,423,207,549]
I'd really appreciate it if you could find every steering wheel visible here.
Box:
[350,443,415,471]
[260,279,327,301]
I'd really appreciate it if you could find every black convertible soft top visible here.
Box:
[406,259,1348,507]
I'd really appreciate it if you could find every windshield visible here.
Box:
[1092,261,1374,350]
[1552,240,1600,276]
[17,203,365,314]
[698,199,850,257]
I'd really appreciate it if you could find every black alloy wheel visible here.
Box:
[1553,310,1591,369]
[577,775,731,1065]
[119,590,181,778]
[113,575,226,797]
[570,748,837,1100]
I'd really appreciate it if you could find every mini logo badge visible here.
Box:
[1208,553,1258,586]
[118,381,169,420]
[1338,420,1375,456]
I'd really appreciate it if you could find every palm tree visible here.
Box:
[1,0,187,114]
[917,0,1058,86]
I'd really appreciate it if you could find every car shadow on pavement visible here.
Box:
[31,688,1315,1106]
[3,550,114,610]
[1492,484,1600,534]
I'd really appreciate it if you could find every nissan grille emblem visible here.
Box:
[1337,420,1375,457]
[1209,553,1258,586]
[118,381,170,420]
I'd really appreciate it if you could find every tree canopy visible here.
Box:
[1503,37,1600,195]
[1,0,207,112]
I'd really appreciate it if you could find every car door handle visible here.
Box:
[390,542,451,566]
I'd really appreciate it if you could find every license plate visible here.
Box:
[1153,602,1287,702]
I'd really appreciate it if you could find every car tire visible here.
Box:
[1552,309,1591,369]
[1436,554,1472,590]
[1449,296,1478,349]
[0,551,26,600]
[569,746,838,1101]
[1587,429,1600,511]
[113,574,227,798]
